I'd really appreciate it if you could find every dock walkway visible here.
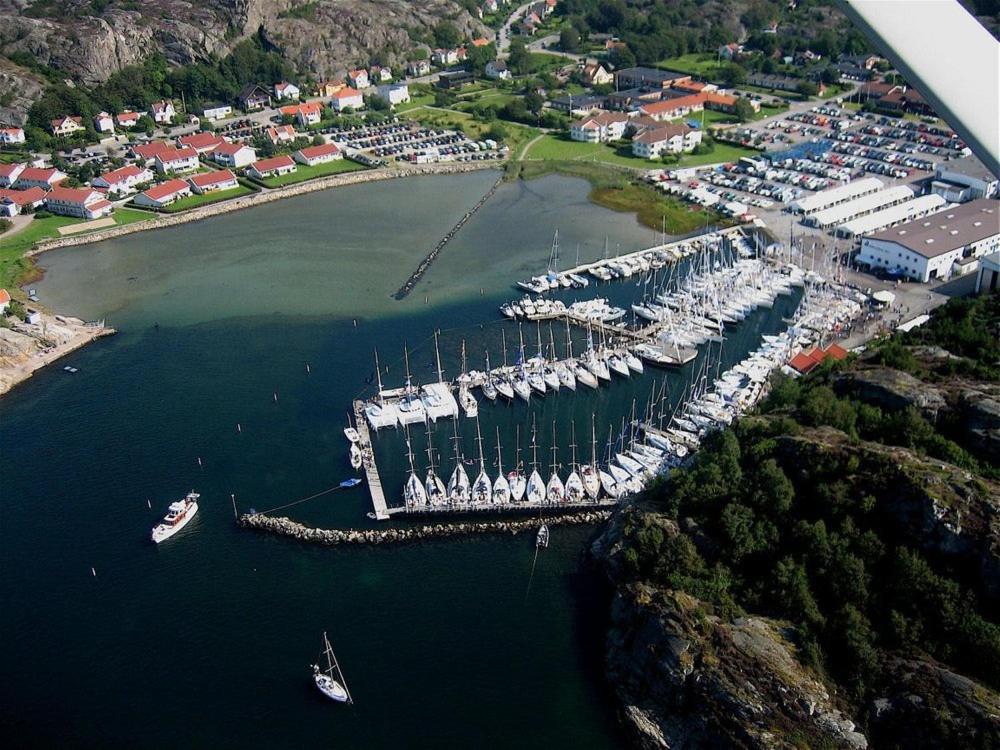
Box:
[354,399,390,520]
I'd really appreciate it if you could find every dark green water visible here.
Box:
[3,172,796,748]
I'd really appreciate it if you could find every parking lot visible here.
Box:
[324,118,506,164]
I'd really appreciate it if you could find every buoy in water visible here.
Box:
[306,363,311,374]
[146,498,151,509]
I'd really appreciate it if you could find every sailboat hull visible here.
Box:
[314,674,349,702]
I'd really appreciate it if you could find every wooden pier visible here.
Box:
[353,399,390,520]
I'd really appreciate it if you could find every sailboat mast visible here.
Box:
[373,348,384,401]
[496,426,504,474]
[434,331,445,384]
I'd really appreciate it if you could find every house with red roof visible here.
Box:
[187,169,238,195]
[44,186,114,219]
[0,162,25,188]
[178,131,227,154]
[116,110,140,129]
[91,164,153,196]
[639,94,705,121]
[471,37,490,47]
[347,69,370,89]
[150,99,176,124]
[280,102,324,127]
[265,125,296,145]
[0,187,46,216]
[130,141,175,166]
[293,143,341,167]
[15,167,68,191]
[133,178,192,209]
[330,87,363,112]
[0,126,26,144]
[50,116,84,137]
[247,155,297,180]
[212,142,257,169]
[274,81,301,101]
[154,147,200,174]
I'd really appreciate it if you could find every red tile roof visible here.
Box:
[640,93,705,116]
[18,167,66,184]
[788,352,820,374]
[179,131,226,150]
[47,186,99,203]
[0,289,10,304]
[214,141,252,156]
[251,155,296,172]
[297,143,339,160]
[157,147,198,162]
[0,187,45,205]
[824,343,849,361]
[0,162,24,178]
[98,164,146,184]
[132,141,174,158]
[141,178,190,201]
[189,169,237,188]
[331,87,361,99]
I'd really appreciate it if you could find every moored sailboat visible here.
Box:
[312,632,353,704]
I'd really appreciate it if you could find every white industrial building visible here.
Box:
[805,185,915,229]
[789,177,884,215]
[930,155,998,202]
[858,198,1000,282]
[834,194,948,238]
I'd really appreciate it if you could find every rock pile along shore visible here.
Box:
[238,510,613,546]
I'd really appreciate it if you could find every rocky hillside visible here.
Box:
[0,0,487,121]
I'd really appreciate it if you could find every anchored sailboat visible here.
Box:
[447,418,470,504]
[565,422,585,503]
[471,417,491,504]
[424,422,447,506]
[403,426,427,509]
[312,632,353,704]
[545,420,565,503]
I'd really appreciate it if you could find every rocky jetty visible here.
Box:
[238,510,612,546]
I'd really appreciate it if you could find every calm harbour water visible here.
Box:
[3,172,796,748]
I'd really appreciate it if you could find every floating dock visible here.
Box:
[353,399,390,520]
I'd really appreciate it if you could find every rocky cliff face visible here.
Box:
[0,0,487,118]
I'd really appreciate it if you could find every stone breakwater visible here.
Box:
[239,510,612,546]
[26,162,499,257]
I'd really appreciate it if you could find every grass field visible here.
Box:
[0,207,151,289]
[395,95,435,113]
[256,158,368,187]
[403,106,538,159]
[160,184,255,213]
[656,53,723,78]
[522,133,759,169]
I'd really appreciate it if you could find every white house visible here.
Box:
[348,69,370,89]
[187,169,239,194]
[274,81,301,100]
[91,164,153,196]
[94,112,115,133]
[0,127,25,144]
[482,0,499,13]
[247,155,297,180]
[330,87,364,112]
[0,186,46,216]
[212,142,257,169]
[569,111,630,143]
[131,141,175,166]
[134,178,192,209]
[632,123,702,159]
[485,60,511,80]
[44,186,114,219]
[376,84,410,106]
[858,199,1000,282]
[294,143,341,167]
[266,125,297,145]
[580,63,613,87]
[0,162,25,188]
[50,116,84,137]
[116,110,140,129]
[433,48,460,66]
[154,147,200,174]
[150,100,176,124]
[202,103,233,121]
[15,166,68,190]
[407,60,431,77]
[370,65,392,83]
[281,102,324,126]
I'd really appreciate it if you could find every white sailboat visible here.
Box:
[625,349,644,374]
[565,423,585,503]
[555,321,576,390]
[608,351,631,378]
[492,427,511,504]
[447,419,470,504]
[525,420,545,504]
[507,424,527,501]
[496,329,515,401]
[471,418,491,504]
[424,423,447,506]
[580,416,601,500]
[403,427,428,509]
[481,350,498,401]
[397,346,427,425]
[545,421,565,503]
[349,442,363,470]
[538,323,559,391]
[458,340,478,417]
[312,632,353,704]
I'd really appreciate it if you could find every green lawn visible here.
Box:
[255,158,368,187]
[395,95,435,113]
[159,184,255,213]
[402,106,538,158]
[656,53,723,78]
[0,207,151,289]
[523,134,651,169]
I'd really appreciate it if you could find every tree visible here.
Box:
[721,63,747,87]
[733,97,756,123]
[466,43,496,75]
[524,91,544,115]
[797,80,819,98]
[433,21,461,50]
[559,27,581,53]
[508,38,530,75]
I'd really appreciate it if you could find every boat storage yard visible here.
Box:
[348,225,866,520]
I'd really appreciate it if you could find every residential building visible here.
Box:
[178,131,227,154]
[281,101,324,126]
[614,67,691,90]
[0,187,46,216]
[294,143,341,166]
[212,142,257,169]
[671,80,717,94]
[265,125,297,145]
[718,43,742,60]
[116,110,140,129]
[0,162,25,188]
[348,69,370,89]
[0,127,25,144]
[580,63,613,87]
[376,84,410,106]
[44,186,114,219]
[247,155,297,180]
[858,199,1000,282]
[187,169,238,194]
[274,81,301,100]
[330,87,364,111]
[702,91,758,114]
[15,167,68,190]
[631,123,702,159]
[569,111,630,143]
[550,94,607,115]
[482,0,499,12]
[433,48,460,66]
[407,60,431,77]
[91,164,153,196]
[134,178,192,209]
[130,141,175,166]
[238,84,272,111]
[746,73,802,93]
[840,53,882,70]
[932,156,998,202]
[202,103,233,121]
[639,94,705,121]
[435,70,475,90]
[471,37,491,47]
[485,60,511,80]
[154,147,200,174]
[93,112,115,133]
[50,116,84,137]
[150,100,176,124]
[370,66,392,83]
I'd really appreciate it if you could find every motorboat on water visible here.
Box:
[349,442,363,470]
[151,491,199,544]
[343,426,360,443]
[536,524,549,548]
